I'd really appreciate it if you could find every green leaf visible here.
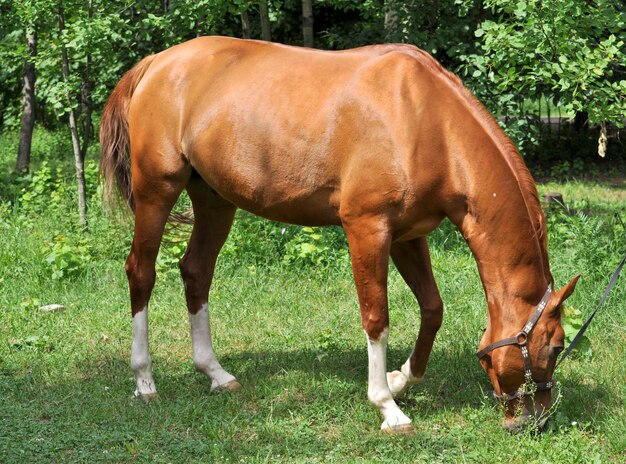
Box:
[574,336,593,357]
[563,325,578,341]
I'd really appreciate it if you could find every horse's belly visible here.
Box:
[226,189,342,227]
[393,214,445,242]
[198,164,342,226]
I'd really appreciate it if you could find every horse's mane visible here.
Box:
[401,46,552,282]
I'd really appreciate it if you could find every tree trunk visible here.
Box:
[241,10,251,39]
[16,29,37,173]
[546,96,551,134]
[384,7,398,40]
[58,4,87,227]
[302,0,314,47]
[384,0,410,42]
[80,68,92,163]
[196,11,206,37]
[574,111,589,133]
[259,0,271,42]
[80,0,93,161]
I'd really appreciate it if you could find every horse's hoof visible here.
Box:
[381,423,416,435]
[212,379,242,394]
[134,391,158,402]
[387,371,408,399]
[387,370,423,399]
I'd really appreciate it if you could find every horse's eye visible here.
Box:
[550,345,564,357]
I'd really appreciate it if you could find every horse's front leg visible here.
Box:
[387,237,444,398]
[343,217,414,434]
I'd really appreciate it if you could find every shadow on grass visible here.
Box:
[222,345,613,421]
[1,343,611,424]
[0,345,616,462]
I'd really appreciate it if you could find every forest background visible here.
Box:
[3,1,625,208]
[1,1,625,462]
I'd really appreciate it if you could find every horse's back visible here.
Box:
[127,37,446,228]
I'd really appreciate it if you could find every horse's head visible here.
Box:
[478,275,580,431]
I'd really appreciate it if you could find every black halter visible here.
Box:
[476,287,554,402]
[476,254,626,404]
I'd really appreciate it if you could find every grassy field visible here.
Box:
[1,131,625,462]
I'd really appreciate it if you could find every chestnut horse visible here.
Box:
[100,36,578,433]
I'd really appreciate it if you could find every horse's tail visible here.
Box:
[99,55,156,215]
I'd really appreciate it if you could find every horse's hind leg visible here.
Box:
[179,176,240,393]
[387,237,444,398]
[127,185,189,399]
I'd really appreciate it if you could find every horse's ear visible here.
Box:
[555,274,581,307]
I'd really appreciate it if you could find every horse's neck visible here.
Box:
[446,141,551,318]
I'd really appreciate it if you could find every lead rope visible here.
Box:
[555,253,626,371]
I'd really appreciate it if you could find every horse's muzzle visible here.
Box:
[502,412,550,433]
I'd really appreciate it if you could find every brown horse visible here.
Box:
[100,36,578,434]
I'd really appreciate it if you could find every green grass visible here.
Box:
[1,132,625,462]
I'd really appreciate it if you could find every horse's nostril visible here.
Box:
[551,345,564,357]
[502,415,531,433]
[502,414,550,434]
[537,416,550,432]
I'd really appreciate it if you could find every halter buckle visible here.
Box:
[515,331,528,346]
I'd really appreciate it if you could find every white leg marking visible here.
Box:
[131,307,157,397]
[365,328,412,431]
[387,351,423,399]
[189,303,237,391]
